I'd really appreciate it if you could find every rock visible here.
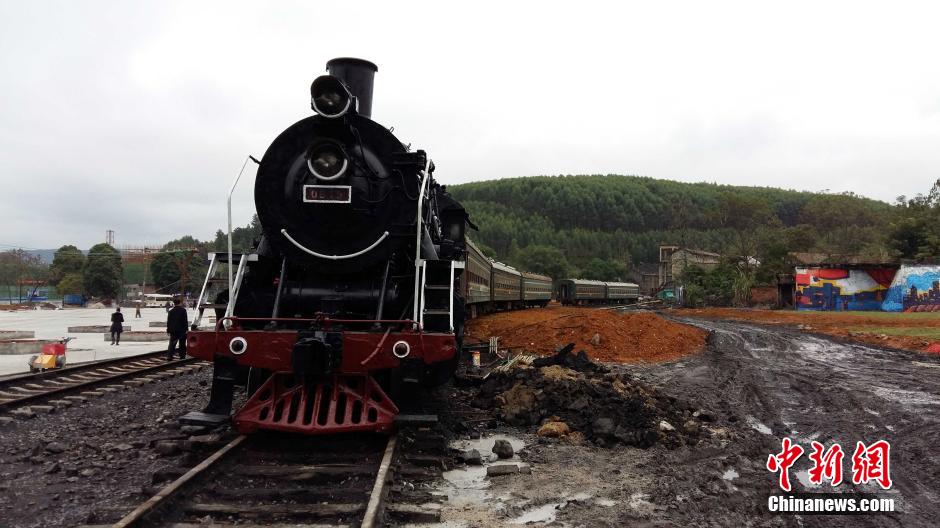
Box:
[11,408,35,419]
[79,468,97,478]
[683,420,700,435]
[0,416,15,428]
[113,443,134,452]
[659,420,675,432]
[188,433,222,445]
[593,417,615,436]
[492,439,514,459]
[45,441,67,454]
[63,465,79,477]
[66,477,79,483]
[519,465,532,474]
[44,463,60,474]
[154,441,182,457]
[692,410,714,422]
[537,421,570,438]
[180,425,209,435]
[590,333,602,345]
[486,464,519,477]
[31,405,55,414]
[459,449,483,465]
[152,467,186,484]
[495,382,538,425]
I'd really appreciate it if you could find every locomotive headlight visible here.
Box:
[306,142,348,181]
[310,75,352,118]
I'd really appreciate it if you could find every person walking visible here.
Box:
[134,301,142,318]
[166,298,189,361]
[110,306,124,345]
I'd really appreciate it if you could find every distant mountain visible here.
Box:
[449,174,894,278]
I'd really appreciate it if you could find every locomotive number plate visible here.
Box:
[303,185,351,203]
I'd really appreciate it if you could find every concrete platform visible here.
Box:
[0,307,195,376]
[101,332,167,342]
[69,325,132,333]
[0,330,35,339]
[149,321,167,327]
[0,339,57,355]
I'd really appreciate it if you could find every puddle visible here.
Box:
[722,468,739,481]
[442,434,527,508]
[511,502,559,524]
[509,492,593,525]
[745,415,773,435]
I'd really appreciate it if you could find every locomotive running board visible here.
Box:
[233,373,399,435]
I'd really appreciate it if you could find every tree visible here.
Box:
[83,243,123,299]
[0,249,46,303]
[514,245,570,280]
[213,215,263,252]
[49,245,85,285]
[151,249,205,293]
[57,272,84,295]
[582,258,626,281]
[888,179,940,261]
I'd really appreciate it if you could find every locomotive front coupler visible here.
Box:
[291,330,343,379]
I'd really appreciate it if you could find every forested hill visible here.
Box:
[448,175,895,281]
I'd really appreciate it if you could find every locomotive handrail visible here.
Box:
[412,158,432,327]
[213,315,418,332]
[281,229,389,260]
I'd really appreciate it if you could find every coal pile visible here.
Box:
[473,344,703,448]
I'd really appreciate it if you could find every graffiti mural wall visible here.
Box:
[794,267,896,311]
[882,265,940,312]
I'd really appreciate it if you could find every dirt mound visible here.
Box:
[466,305,707,363]
[473,345,703,448]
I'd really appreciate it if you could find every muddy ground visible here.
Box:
[684,307,940,353]
[0,365,219,528]
[437,316,940,527]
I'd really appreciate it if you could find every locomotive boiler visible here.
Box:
[185,58,469,435]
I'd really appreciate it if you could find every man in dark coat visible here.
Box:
[110,307,124,345]
[166,298,189,360]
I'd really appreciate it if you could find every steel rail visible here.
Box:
[110,434,248,528]
[0,350,170,389]
[362,433,398,528]
[0,356,198,411]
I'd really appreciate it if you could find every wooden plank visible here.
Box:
[232,464,373,478]
[167,523,348,528]
[182,501,363,517]
[361,434,397,528]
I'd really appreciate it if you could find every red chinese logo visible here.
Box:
[808,441,844,486]
[767,438,892,491]
[851,440,892,489]
[766,437,804,492]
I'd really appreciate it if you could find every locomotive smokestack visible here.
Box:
[326,57,378,119]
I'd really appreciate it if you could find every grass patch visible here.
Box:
[850,326,940,340]
[796,311,940,321]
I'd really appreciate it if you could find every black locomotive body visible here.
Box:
[187,58,468,435]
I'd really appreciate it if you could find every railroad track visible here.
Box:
[104,426,447,528]
[0,351,199,413]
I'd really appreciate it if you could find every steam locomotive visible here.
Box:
[186,58,469,435]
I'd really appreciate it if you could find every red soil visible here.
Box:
[466,304,707,364]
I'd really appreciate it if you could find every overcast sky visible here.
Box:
[1,1,939,250]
